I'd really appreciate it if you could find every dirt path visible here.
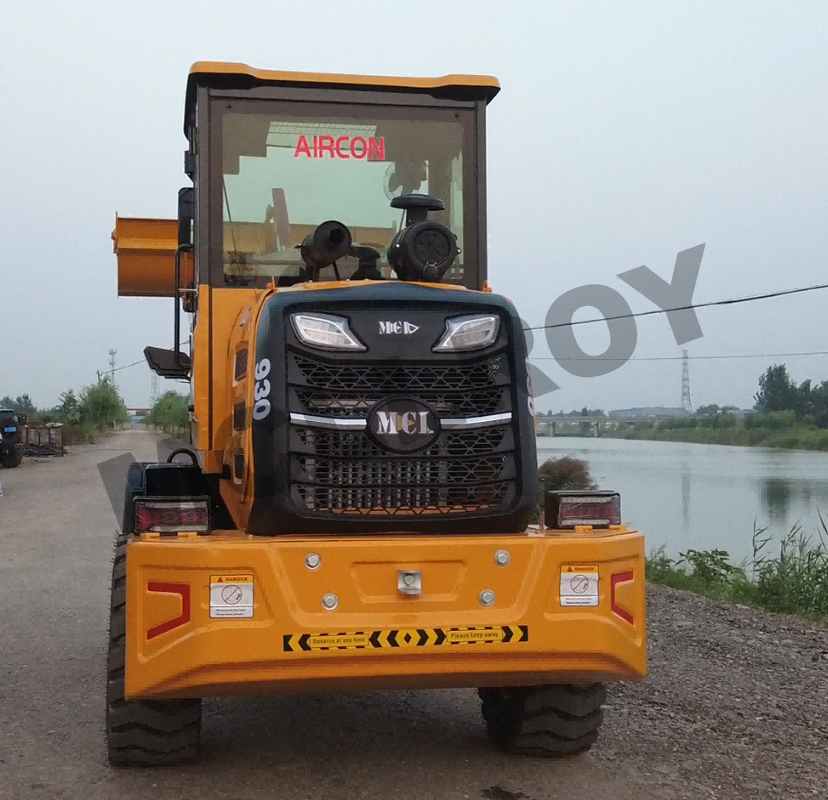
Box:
[0,430,825,800]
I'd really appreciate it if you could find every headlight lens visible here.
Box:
[433,314,500,352]
[291,313,366,351]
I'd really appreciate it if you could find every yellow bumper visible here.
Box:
[125,529,647,699]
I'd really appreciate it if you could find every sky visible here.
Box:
[1,0,827,413]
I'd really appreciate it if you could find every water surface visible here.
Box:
[536,437,828,564]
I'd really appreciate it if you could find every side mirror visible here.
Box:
[178,187,194,246]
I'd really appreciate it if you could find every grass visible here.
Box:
[601,415,828,451]
[646,517,828,621]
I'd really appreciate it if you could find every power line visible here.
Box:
[522,281,828,332]
[103,281,828,374]
[530,350,828,362]
[110,359,145,373]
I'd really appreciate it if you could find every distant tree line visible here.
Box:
[753,364,828,427]
[1,379,129,438]
[538,407,606,418]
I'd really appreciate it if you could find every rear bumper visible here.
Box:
[124,528,647,699]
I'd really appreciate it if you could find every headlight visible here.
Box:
[433,314,500,352]
[290,313,366,351]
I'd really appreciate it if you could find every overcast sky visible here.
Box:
[2,1,827,413]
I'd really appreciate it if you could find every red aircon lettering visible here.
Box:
[294,135,385,160]
[335,136,350,159]
[367,136,385,160]
[317,135,335,158]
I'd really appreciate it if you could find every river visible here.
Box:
[536,436,828,564]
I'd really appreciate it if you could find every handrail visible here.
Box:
[174,243,194,368]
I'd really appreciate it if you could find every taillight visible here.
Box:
[134,498,210,534]
[544,490,621,529]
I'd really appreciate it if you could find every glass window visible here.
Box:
[217,102,473,286]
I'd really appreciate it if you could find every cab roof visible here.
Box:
[185,61,500,133]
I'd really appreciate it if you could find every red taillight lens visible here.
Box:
[544,491,621,528]
[134,498,210,534]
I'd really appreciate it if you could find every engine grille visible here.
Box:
[293,355,503,391]
[294,387,503,416]
[294,482,511,516]
[293,425,510,459]
[287,348,517,517]
[296,454,509,485]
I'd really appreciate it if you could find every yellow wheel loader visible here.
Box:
[108,62,646,766]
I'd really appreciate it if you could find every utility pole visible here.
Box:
[680,349,693,414]
[109,349,117,388]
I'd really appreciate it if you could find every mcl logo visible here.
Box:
[374,411,433,436]
[378,321,420,335]
[367,398,439,453]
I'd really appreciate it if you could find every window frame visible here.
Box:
[199,87,488,291]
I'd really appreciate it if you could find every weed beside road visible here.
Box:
[646,519,828,621]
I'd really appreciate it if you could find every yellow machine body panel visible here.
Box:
[125,527,645,699]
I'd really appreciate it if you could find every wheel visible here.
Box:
[121,463,144,535]
[106,533,202,766]
[478,683,606,756]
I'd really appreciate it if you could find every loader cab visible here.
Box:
[181,63,499,292]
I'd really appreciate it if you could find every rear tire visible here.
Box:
[106,533,201,766]
[479,683,606,756]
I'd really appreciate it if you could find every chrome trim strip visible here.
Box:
[291,411,512,431]
[290,413,367,430]
[439,412,513,430]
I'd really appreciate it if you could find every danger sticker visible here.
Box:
[210,575,254,618]
[560,565,599,607]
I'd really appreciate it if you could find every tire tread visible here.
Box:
[106,532,201,766]
[479,683,606,757]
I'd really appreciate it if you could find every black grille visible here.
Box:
[295,454,509,485]
[287,347,516,517]
[295,483,510,515]
[293,354,504,391]
[293,425,510,459]
[294,387,503,416]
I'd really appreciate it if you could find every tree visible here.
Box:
[14,394,36,414]
[146,391,189,433]
[0,394,36,414]
[809,380,828,428]
[754,365,798,414]
[79,379,129,430]
[58,389,81,425]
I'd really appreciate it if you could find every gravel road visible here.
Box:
[0,430,826,800]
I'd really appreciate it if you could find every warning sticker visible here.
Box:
[560,565,599,607]
[283,625,529,653]
[210,574,254,618]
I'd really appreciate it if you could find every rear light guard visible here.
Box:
[544,490,621,529]
[134,496,211,535]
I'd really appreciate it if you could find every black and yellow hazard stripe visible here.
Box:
[282,625,528,653]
